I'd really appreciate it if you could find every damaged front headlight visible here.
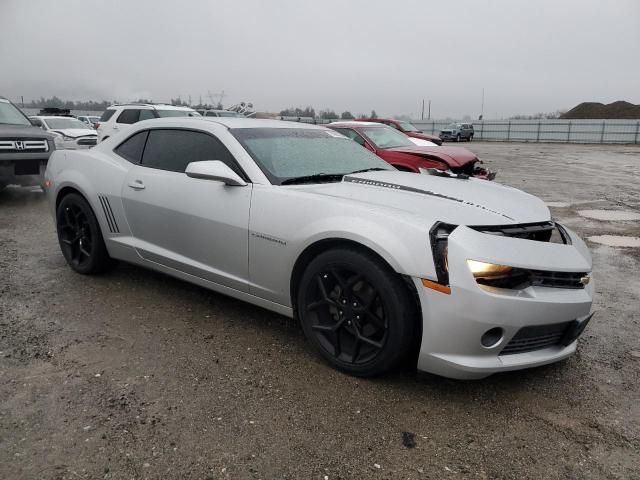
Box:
[429,222,457,285]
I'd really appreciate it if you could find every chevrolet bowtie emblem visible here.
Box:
[579,275,590,285]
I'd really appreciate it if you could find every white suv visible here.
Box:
[96,104,200,142]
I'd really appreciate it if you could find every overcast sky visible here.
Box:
[1,0,638,119]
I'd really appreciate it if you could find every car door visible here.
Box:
[120,128,252,292]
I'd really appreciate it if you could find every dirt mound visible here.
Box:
[561,101,640,119]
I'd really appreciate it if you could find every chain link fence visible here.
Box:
[412,119,640,144]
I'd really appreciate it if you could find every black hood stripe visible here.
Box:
[343,176,514,221]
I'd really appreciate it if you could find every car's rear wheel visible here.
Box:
[456,134,461,142]
[56,193,115,274]
[297,248,416,377]
[468,134,473,142]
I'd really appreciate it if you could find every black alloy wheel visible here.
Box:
[56,193,115,274]
[298,248,415,377]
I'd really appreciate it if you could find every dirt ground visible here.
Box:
[1,142,639,479]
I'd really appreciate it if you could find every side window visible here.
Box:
[116,109,141,124]
[332,128,366,146]
[205,111,218,117]
[114,130,149,163]
[141,129,242,175]
[99,109,115,122]
[139,110,155,121]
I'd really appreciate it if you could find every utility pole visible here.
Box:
[428,100,431,120]
[421,99,425,120]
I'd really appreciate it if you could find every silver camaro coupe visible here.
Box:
[44,118,594,379]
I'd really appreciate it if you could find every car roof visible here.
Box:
[108,103,195,111]
[327,121,386,128]
[134,117,328,130]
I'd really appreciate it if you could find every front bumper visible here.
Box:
[415,225,593,379]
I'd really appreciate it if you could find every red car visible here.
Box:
[357,118,443,145]
[328,121,494,179]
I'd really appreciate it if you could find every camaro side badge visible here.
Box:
[251,232,287,246]
[580,276,590,285]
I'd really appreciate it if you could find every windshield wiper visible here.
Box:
[348,167,388,174]
[281,173,345,185]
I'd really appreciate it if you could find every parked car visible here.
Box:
[0,96,56,190]
[44,117,593,379]
[96,103,200,142]
[440,123,474,142]
[77,115,101,129]
[30,116,98,149]
[357,118,443,145]
[196,109,245,118]
[328,121,493,179]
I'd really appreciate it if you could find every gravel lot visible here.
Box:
[1,142,639,479]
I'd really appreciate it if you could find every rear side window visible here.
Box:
[114,131,149,163]
[100,109,115,122]
[141,129,241,175]
[332,128,366,146]
[139,110,156,121]
[117,109,141,124]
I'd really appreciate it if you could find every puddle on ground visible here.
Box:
[577,209,640,221]
[546,202,571,208]
[588,235,640,248]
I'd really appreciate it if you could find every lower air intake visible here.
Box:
[500,322,571,355]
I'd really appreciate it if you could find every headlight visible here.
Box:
[429,222,457,285]
[467,260,529,288]
[467,260,514,279]
[53,136,65,147]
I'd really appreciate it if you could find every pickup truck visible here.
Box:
[0,97,57,190]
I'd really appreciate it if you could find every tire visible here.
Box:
[56,193,116,274]
[468,134,473,142]
[456,134,461,142]
[297,248,416,377]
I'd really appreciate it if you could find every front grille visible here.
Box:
[77,137,97,146]
[501,322,571,355]
[470,221,569,244]
[529,270,587,289]
[0,139,49,153]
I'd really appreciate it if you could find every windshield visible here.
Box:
[156,110,200,117]
[397,121,419,132]
[445,123,460,129]
[360,126,414,149]
[217,111,243,117]
[231,127,393,185]
[44,117,90,129]
[0,100,31,126]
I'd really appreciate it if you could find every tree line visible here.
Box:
[278,106,378,120]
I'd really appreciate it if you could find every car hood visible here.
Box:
[290,171,549,226]
[407,131,438,140]
[52,128,98,138]
[386,145,478,167]
[0,124,56,139]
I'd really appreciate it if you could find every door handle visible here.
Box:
[128,180,145,190]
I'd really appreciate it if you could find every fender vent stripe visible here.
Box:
[98,195,119,234]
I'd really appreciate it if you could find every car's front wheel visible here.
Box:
[456,134,461,142]
[297,248,416,377]
[56,193,115,274]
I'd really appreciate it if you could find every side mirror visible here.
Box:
[29,119,38,126]
[185,160,247,186]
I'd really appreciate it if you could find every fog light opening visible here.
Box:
[481,327,504,348]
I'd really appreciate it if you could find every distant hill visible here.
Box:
[561,101,640,119]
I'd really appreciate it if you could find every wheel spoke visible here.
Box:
[64,208,77,228]
[358,335,383,350]
[79,244,91,258]
[351,338,361,364]
[330,269,347,289]
[365,309,385,329]
[316,275,332,301]
[62,234,81,246]
[307,299,333,311]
